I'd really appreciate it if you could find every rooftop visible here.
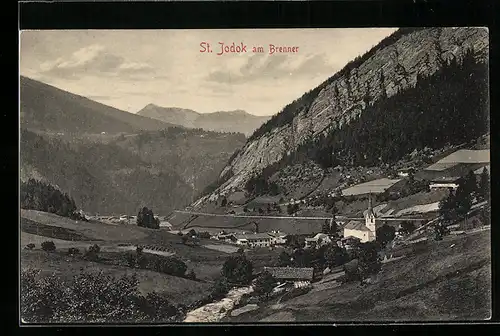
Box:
[342,178,402,196]
[474,165,490,175]
[344,221,371,232]
[264,267,314,281]
[426,149,490,171]
[234,233,273,241]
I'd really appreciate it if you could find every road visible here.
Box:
[173,210,426,221]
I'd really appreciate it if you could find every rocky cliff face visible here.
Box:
[194,27,489,207]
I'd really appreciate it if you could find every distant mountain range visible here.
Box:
[137,104,270,136]
[20,76,175,134]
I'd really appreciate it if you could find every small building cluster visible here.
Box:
[213,230,288,248]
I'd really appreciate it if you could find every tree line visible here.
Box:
[20,179,80,219]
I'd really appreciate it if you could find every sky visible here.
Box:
[20,29,398,116]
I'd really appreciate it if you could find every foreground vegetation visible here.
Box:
[21,268,187,323]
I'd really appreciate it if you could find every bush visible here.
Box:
[186,270,197,280]
[67,247,80,255]
[25,243,35,250]
[211,277,230,300]
[253,271,277,298]
[41,241,56,252]
[137,207,159,229]
[222,254,253,285]
[84,244,101,261]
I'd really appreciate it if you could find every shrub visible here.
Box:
[186,270,197,280]
[253,271,277,298]
[41,241,56,252]
[222,254,254,285]
[84,244,101,261]
[67,247,80,255]
[211,277,230,300]
[25,243,35,250]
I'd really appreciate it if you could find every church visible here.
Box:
[342,195,377,243]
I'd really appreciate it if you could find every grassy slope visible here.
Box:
[21,250,210,306]
[20,210,229,282]
[228,230,491,322]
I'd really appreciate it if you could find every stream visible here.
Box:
[183,286,254,322]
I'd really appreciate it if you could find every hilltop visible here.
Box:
[137,104,270,136]
[20,76,175,134]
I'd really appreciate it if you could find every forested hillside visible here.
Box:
[305,49,488,168]
[20,127,244,215]
[246,49,488,185]
[193,27,489,206]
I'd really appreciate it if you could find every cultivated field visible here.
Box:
[226,230,491,322]
[20,210,233,301]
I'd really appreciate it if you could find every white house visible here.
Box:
[232,233,273,248]
[429,177,460,190]
[267,231,288,245]
[342,195,377,243]
[304,233,332,249]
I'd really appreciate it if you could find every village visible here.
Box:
[70,144,490,321]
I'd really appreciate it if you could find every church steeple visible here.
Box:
[365,192,377,240]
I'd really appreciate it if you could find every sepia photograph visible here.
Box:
[19,27,490,323]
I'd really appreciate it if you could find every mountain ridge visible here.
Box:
[137,104,270,136]
[20,76,177,134]
[192,27,489,208]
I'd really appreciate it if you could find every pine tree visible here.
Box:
[479,167,490,201]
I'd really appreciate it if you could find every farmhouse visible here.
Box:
[264,267,314,288]
[231,233,273,247]
[267,230,288,245]
[429,176,461,190]
[304,233,332,249]
[342,195,377,243]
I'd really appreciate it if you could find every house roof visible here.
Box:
[344,221,371,232]
[267,231,287,238]
[234,233,272,241]
[426,149,490,171]
[306,233,331,242]
[474,165,490,175]
[429,176,461,183]
[342,178,402,196]
[425,162,460,171]
[264,267,314,281]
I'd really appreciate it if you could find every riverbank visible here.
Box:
[184,286,254,322]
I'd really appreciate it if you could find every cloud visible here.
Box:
[39,44,155,80]
[205,53,334,85]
